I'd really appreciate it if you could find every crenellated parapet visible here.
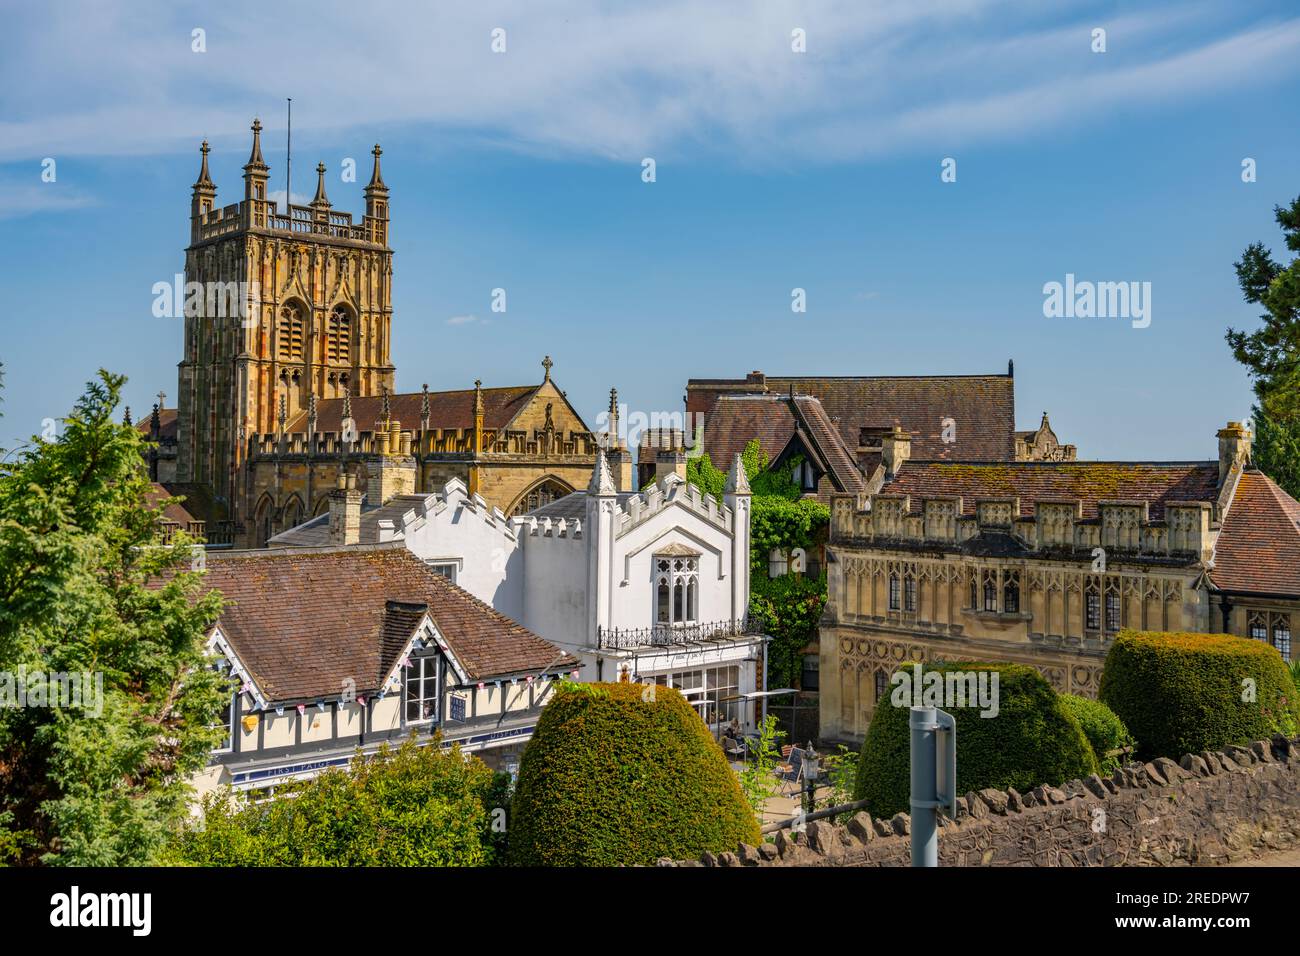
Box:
[616,475,735,539]
[830,492,1215,564]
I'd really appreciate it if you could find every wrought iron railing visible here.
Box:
[597,615,767,650]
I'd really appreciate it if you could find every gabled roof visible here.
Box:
[879,460,1220,519]
[1211,469,1300,595]
[687,371,1016,462]
[699,394,865,496]
[145,482,200,526]
[202,545,575,702]
[137,408,178,441]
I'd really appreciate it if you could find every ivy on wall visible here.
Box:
[681,439,830,693]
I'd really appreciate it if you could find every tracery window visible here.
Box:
[511,479,570,517]
[903,572,917,612]
[888,572,901,611]
[1003,570,1020,614]
[983,570,998,613]
[1104,583,1121,632]
[654,554,699,626]
[1085,582,1101,631]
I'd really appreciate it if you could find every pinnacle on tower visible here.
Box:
[588,450,617,496]
[725,452,751,496]
[194,140,215,190]
[366,144,387,191]
[310,162,330,209]
[245,118,267,169]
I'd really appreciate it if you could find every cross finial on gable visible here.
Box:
[156,390,167,410]
[542,355,553,382]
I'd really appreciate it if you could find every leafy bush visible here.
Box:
[1099,629,1300,761]
[508,682,760,866]
[172,735,499,866]
[1060,694,1135,773]
[854,662,1098,818]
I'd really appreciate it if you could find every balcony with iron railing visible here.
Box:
[596,615,767,651]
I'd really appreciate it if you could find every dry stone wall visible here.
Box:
[663,736,1300,867]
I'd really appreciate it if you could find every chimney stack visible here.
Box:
[1217,421,1252,486]
[655,447,687,484]
[881,426,911,479]
[329,472,362,546]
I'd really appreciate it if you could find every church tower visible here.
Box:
[175,120,395,526]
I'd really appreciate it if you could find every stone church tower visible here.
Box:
[175,119,395,525]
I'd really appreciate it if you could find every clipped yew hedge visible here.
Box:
[1060,694,1136,773]
[1099,629,1300,760]
[854,661,1098,819]
[508,681,760,866]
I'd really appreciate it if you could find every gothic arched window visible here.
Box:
[653,553,699,628]
[510,478,572,517]
[278,305,304,360]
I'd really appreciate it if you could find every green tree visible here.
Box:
[173,736,500,866]
[0,371,227,865]
[1248,404,1300,500]
[1226,195,1300,496]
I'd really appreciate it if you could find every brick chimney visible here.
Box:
[1216,421,1252,486]
[881,426,911,479]
[329,472,362,546]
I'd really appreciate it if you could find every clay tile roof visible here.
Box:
[287,385,539,434]
[137,408,178,441]
[145,482,199,526]
[688,372,1015,462]
[1211,470,1300,595]
[881,461,1220,519]
[202,545,575,702]
[699,394,864,497]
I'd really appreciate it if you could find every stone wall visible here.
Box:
[663,736,1300,867]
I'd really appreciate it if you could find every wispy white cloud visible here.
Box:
[0,182,97,220]
[446,314,484,326]
[0,0,1296,165]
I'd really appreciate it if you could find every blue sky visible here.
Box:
[2,0,1298,461]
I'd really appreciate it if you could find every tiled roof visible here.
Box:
[268,494,433,548]
[1211,470,1300,595]
[688,372,1016,462]
[699,394,864,495]
[285,385,539,434]
[202,545,575,702]
[527,490,638,521]
[137,408,178,441]
[879,461,1220,519]
[145,482,199,526]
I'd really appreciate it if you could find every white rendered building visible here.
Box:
[271,451,768,730]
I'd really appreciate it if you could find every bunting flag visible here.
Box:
[356,696,366,706]
[240,680,252,693]
[526,675,534,683]
[401,655,412,669]
[295,703,306,716]
[570,670,580,679]
[477,682,485,690]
